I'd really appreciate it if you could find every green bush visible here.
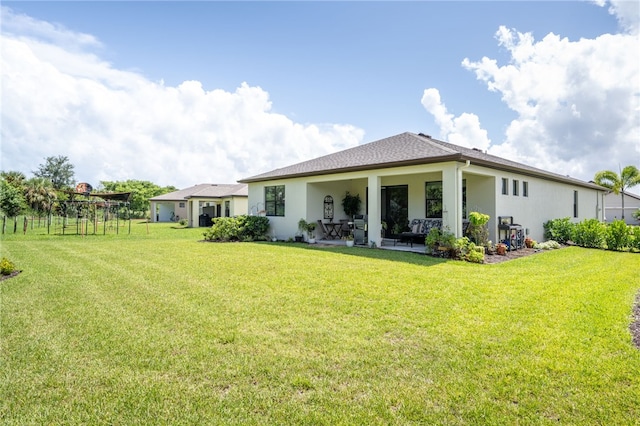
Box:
[0,257,16,275]
[202,215,270,242]
[534,240,561,250]
[543,217,574,243]
[450,237,485,263]
[573,219,606,249]
[605,219,631,251]
[630,226,640,251]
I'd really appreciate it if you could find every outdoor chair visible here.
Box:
[317,220,330,240]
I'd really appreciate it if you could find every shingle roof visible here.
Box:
[149,183,248,201]
[239,132,604,190]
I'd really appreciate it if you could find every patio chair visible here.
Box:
[317,220,330,240]
[340,219,351,238]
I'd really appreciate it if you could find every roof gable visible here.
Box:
[149,183,248,201]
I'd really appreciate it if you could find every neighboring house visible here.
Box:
[603,190,640,224]
[149,183,248,227]
[239,132,606,243]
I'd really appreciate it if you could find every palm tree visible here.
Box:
[594,165,640,219]
[23,177,57,217]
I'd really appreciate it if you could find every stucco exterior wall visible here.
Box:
[247,161,604,244]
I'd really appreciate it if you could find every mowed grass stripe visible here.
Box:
[1,225,639,424]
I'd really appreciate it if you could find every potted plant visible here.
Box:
[525,237,535,248]
[496,242,507,255]
[298,218,316,243]
[345,233,354,247]
[341,192,361,219]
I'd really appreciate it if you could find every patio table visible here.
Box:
[325,222,343,239]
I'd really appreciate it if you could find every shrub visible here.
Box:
[178,218,188,226]
[467,211,490,245]
[543,217,574,243]
[605,219,631,251]
[425,227,456,255]
[202,215,270,242]
[630,226,640,251]
[573,219,606,249]
[0,257,16,275]
[534,240,561,250]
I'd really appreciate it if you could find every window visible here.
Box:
[573,190,578,218]
[265,185,285,217]
[501,178,508,195]
[513,179,519,196]
[523,181,529,197]
[225,201,230,217]
[425,181,443,218]
[179,202,185,208]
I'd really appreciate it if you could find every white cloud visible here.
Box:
[420,1,639,184]
[420,88,491,151]
[0,7,363,188]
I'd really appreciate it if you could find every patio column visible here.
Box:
[368,174,381,246]
[441,163,460,237]
[190,199,199,228]
[150,201,157,222]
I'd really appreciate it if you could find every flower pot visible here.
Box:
[346,240,354,247]
[308,238,316,244]
[525,239,534,248]
[496,244,507,255]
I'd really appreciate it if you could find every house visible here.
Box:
[149,183,248,227]
[603,190,640,224]
[239,132,607,244]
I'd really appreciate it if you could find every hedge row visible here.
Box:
[544,218,640,251]
[202,215,270,242]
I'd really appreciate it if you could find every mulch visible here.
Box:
[0,270,21,282]
[482,247,544,264]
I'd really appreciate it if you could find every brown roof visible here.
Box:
[239,132,604,190]
[149,183,248,201]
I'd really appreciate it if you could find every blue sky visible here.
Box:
[1,1,638,191]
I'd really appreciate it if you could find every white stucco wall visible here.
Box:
[246,161,605,244]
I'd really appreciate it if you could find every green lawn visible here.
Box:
[1,221,639,425]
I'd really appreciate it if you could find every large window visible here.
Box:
[573,190,578,218]
[501,178,508,195]
[265,185,285,217]
[425,181,443,218]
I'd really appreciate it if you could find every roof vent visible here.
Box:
[418,133,431,139]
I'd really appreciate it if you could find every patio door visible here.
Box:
[381,185,408,236]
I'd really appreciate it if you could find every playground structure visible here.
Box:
[58,191,132,235]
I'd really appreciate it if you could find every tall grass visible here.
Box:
[1,222,639,424]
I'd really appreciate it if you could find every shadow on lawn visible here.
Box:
[284,242,448,267]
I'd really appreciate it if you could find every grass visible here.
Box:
[1,221,639,425]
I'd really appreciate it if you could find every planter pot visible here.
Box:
[525,239,534,248]
[346,240,354,247]
[308,238,316,244]
[496,244,507,255]
[271,237,278,242]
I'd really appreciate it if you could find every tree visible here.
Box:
[0,178,26,233]
[33,155,76,190]
[100,180,177,218]
[594,166,640,219]
[23,177,57,216]
[1,171,26,189]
